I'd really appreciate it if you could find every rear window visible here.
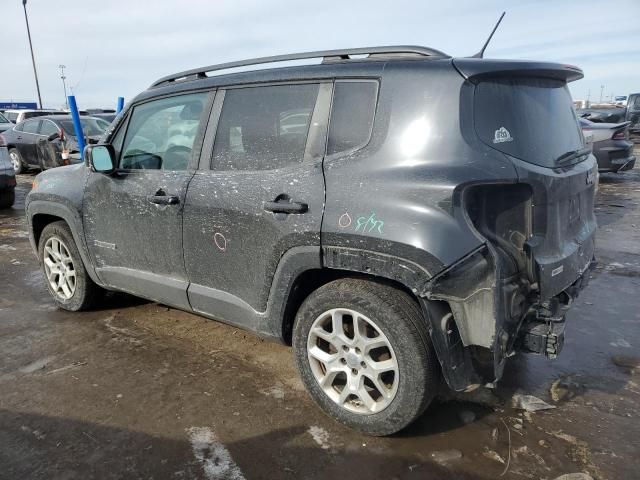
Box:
[474,78,583,168]
[6,112,18,122]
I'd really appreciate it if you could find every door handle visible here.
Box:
[148,195,179,205]
[263,200,308,214]
[147,190,180,205]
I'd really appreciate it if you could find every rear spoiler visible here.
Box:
[453,58,584,83]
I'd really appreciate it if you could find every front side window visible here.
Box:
[0,112,9,123]
[119,92,208,171]
[22,119,40,134]
[327,81,378,156]
[212,84,319,171]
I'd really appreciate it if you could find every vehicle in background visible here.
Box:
[577,106,627,123]
[26,46,597,436]
[90,112,117,123]
[3,109,65,124]
[578,93,640,143]
[580,118,636,173]
[0,112,12,133]
[614,95,628,106]
[0,144,16,208]
[0,115,110,173]
[625,93,640,141]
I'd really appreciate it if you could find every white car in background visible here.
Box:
[3,109,63,124]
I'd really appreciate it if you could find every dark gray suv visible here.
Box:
[26,46,597,435]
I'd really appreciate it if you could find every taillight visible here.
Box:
[0,133,6,147]
[612,129,626,140]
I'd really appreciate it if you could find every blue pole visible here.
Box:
[116,96,124,114]
[68,95,86,160]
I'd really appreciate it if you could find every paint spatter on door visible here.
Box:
[186,427,245,480]
[213,232,227,252]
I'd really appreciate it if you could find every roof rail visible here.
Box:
[150,45,449,88]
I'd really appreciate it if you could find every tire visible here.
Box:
[9,148,25,174]
[38,221,102,311]
[293,278,439,436]
[0,189,15,209]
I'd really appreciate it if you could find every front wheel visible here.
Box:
[38,221,102,311]
[293,278,439,436]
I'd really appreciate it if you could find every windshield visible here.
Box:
[0,112,9,123]
[59,118,110,137]
[474,77,584,167]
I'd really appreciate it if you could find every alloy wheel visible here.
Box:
[307,308,399,414]
[43,236,77,300]
[9,151,21,173]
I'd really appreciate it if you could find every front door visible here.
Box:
[83,91,212,308]
[16,118,42,166]
[183,83,331,327]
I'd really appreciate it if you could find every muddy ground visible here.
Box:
[1,157,639,480]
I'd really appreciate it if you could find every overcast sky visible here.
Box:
[1,0,638,109]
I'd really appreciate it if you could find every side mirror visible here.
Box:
[47,132,60,141]
[86,144,116,174]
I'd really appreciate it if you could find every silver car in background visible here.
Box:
[580,118,636,173]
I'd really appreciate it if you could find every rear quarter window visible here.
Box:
[327,81,378,156]
[474,77,583,168]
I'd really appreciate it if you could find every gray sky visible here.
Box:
[2,0,638,109]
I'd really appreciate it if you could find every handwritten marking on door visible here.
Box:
[355,213,384,234]
[338,212,384,235]
[338,212,352,228]
[214,232,227,252]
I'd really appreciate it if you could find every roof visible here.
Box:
[150,45,450,89]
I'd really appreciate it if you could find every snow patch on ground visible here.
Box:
[259,386,284,399]
[308,425,331,450]
[186,426,245,480]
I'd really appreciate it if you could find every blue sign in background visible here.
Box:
[0,102,38,109]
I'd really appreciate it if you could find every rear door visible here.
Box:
[83,91,212,308]
[183,82,331,325]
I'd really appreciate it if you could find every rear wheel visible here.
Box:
[38,221,102,311]
[9,148,25,174]
[0,189,15,209]
[293,278,439,436]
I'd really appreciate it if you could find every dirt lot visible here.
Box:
[1,157,639,480]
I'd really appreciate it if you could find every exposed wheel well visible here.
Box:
[32,214,66,248]
[281,268,422,345]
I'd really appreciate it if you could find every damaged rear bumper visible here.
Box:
[419,240,595,392]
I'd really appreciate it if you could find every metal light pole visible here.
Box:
[22,0,43,109]
[59,64,69,110]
